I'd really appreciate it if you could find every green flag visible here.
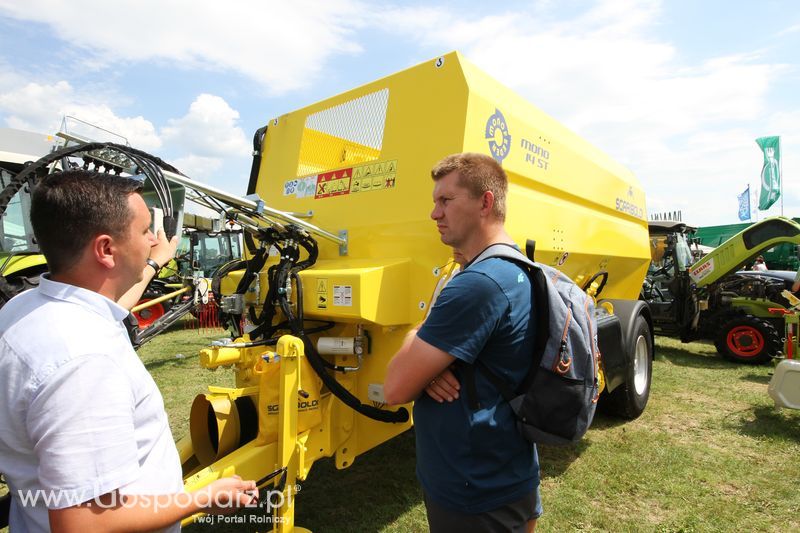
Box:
[756,136,781,210]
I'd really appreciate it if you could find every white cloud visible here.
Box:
[169,154,224,182]
[0,0,366,95]
[0,79,161,149]
[161,94,249,158]
[380,0,794,225]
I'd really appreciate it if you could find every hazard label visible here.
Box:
[351,160,397,194]
[317,278,328,308]
[333,285,352,306]
[315,168,353,199]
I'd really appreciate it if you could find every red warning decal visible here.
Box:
[315,168,353,199]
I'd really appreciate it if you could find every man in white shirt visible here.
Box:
[0,170,257,532]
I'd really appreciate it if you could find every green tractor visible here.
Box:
[132,225,242,329]
[695,219,800,271]
[643,218,800,364]
[0,128,59,305]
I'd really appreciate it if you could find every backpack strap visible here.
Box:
[459,243,550,408]
[460,363,481,410]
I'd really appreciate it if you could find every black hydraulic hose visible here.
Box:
[292,271,304,329]
[236,247,268,295]
[246,126,267,195]
[303,320,335,335]
[300,326,409,423]
[244,231,259,255]
[582,270,609,296]
[275,293,408,423]
[0,143,179,239]
[211,259,248,302]
[253,263,281,337]
[292,232,318,273]
[122,151,177,238]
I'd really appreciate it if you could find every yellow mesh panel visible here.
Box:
[296,89,388,177]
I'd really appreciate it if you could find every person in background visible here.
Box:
[753,255,768,271]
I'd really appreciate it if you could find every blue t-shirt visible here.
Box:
[415,257,539,513]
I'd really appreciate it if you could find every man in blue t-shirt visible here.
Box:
[385,153,541,532]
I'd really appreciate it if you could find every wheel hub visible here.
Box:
[633,334,649,395]
[727,325,764,357]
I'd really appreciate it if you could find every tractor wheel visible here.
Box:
[714,315,780,365]
[133,299,166,328]
[0,271,43,311]
[603,314,653,419]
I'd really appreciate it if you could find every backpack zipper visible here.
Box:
[584,297,600,402]
[554,306,572,374]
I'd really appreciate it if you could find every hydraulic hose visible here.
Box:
[0,142,180,238]
[246,126,267,195]
[277,288,409,423]
[300,327,409,423]
[211,218,408,423]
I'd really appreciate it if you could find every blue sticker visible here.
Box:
[485,108,511,164]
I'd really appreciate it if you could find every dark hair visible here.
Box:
[431,152,507,221]
[30,169,143,274]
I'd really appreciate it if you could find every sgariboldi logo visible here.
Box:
[485,108,511,164]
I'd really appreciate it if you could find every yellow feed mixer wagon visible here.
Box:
[168,52,655,530]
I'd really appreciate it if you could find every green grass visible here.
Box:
[3,331,800,532]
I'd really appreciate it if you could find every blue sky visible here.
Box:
[1,0,799,226]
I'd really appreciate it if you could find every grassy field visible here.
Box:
[3,328,800,532]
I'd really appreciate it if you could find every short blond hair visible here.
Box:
[431,153,507,221]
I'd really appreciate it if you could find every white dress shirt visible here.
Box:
[0,276,183,533]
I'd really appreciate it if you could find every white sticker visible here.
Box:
[689,258,715,283]
[333,285,352,306]
[283,179,298,196]
[283,175,319,198]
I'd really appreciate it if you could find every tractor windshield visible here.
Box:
[674,233,693,271]
[0,188,37,254]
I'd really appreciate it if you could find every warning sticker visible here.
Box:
[351,160,397,194]
[689,258,714,283]
[285,159,398,200]
[315,168,353,199]
[317,278,328,309]
[333,285,352,306]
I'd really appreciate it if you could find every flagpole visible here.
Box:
[753,184,758,222]
[780,136,784,217]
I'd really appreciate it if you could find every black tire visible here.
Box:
[0,271,43,311]
[603,314,653,419]
[714,315,780,365]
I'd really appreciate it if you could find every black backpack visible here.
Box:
[461,243,600,446]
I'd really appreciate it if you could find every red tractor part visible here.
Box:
[133,299,166,328]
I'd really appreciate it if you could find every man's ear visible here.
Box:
[480,190,495,217]
[90,234,116,269]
